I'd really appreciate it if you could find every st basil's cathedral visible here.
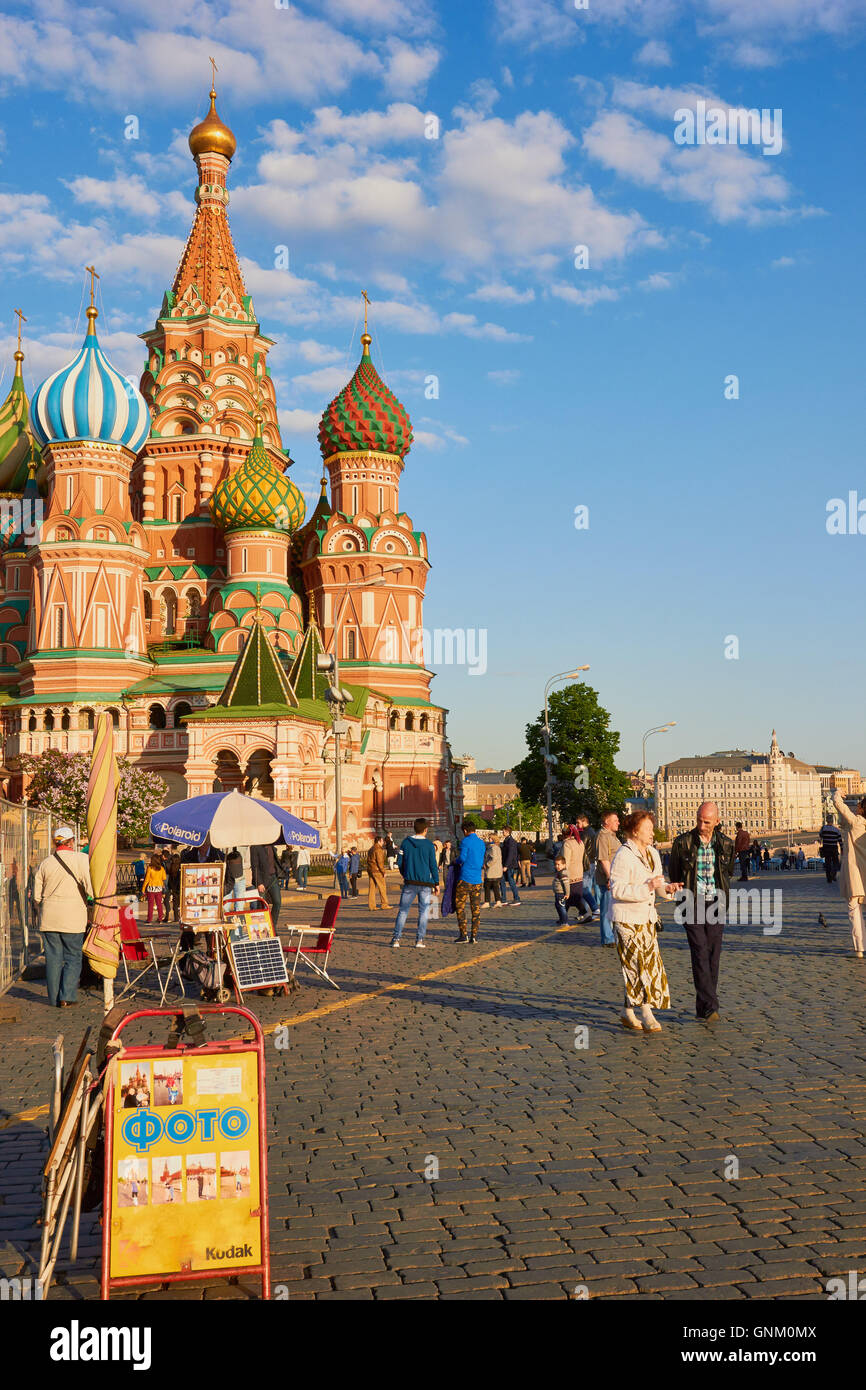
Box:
[0,82,464,846]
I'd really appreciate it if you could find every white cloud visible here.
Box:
[635,39,673,65]
[64,174,168,221]
[639,271,675,290]
[550,283,622,307]
[493,0,866,58]
[470,282,536,304]
[237,106,647,272]
[413,420,469,449]
[381,39,440,97]
[583,101,808,225]
[294,339,345,364]
[308,102,427,148]
[771,255,796,268]
[487,368,521,385]
[291,364,352,395]
[278,407,321,436]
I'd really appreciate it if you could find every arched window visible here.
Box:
[28,713,37,732]
[420,714,428,732]
[79,708,95,731]
[44,710,55,732]
[162,589,177,635]
[61,708,71,731]
[389,710,399,730]
[186,590,201,618]
[173,701,192,728]
[148,703,167,730]
[405,712,414,731]
[144,591,152,621]
[109,708,120,729]
[54,607,64,648]
[346,629,356,660]
[241,547,248,572]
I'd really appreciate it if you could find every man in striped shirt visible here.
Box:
[819,818,843,884]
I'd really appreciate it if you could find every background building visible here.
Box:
[655,731,822,836]
[462,767,518,819]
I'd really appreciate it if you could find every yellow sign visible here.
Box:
[109,1049,261,1280]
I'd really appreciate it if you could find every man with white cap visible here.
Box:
[33,827,93,1008]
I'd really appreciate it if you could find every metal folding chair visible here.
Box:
[280,895,341,990]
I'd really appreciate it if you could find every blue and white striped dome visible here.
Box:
[30,306,150,453]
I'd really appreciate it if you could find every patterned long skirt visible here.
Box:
[615,920,671,1009]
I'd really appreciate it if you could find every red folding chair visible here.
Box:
[281,895,341,990]
[116,903,183,1002]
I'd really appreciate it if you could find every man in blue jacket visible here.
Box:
[390,817,440,948]
[455,818,486,944]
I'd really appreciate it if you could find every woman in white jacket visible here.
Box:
[610,809,679,1033]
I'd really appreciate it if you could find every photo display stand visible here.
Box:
[180,862,226,929]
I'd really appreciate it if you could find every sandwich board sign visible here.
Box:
[101,1006,270,1299]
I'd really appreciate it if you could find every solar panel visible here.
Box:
[227,937,289,992]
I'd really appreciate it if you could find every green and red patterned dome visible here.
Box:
[210,419,306,534]
[319,334,413,461]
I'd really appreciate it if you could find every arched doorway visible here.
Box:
[244,749,274,800]
[213,749,243,793]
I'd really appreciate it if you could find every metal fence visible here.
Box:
[0,799,58,996]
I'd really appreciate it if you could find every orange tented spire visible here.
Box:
[169,78,248,320]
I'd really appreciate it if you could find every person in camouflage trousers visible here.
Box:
[454,819,486,944]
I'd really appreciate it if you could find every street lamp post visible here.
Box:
[543,665,590,852]
[641,722,676,799]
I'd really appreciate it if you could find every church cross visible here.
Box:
[209,55,218,91]
[13,308,26,351]
[362,289,371,334]
[85,265,100,308]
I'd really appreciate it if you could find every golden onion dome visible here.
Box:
[189,86,237,161]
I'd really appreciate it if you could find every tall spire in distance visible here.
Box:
[170,69,247,318]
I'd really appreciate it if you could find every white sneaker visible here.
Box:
[390,939,400,948]
[415,940,426,949]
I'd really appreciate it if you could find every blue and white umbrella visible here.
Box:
[150,789,320,851]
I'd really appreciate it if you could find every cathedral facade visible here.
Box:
[0,85,463,847]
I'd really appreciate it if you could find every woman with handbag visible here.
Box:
[610,810,680,1033]
[32,826,94,1008]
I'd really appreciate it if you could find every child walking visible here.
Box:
[553,855,570,925]
[143,854,168,923]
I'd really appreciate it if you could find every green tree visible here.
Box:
[513,683,632,827]
[491,797,543,832]
[19,749,168,843]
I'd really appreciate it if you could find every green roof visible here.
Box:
[289,623,330,702]
[144,564,214,581]
[218,618,298,712]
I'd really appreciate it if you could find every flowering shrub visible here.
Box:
[19,750,168,842]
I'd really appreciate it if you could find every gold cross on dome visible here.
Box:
[85,265,100,308]
[13,308,26,351]
[362,289,371,334]
[209,55,218,91]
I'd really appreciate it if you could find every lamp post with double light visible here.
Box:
[641,722,676,801]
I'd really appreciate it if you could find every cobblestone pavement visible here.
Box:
[1,869,864,1301]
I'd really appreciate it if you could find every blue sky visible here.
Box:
[1,0,864,774]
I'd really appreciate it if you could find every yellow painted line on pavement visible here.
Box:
[263,920,582,1035]
[1,1102,50,1130]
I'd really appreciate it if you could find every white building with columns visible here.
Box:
[654,731,822,837]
